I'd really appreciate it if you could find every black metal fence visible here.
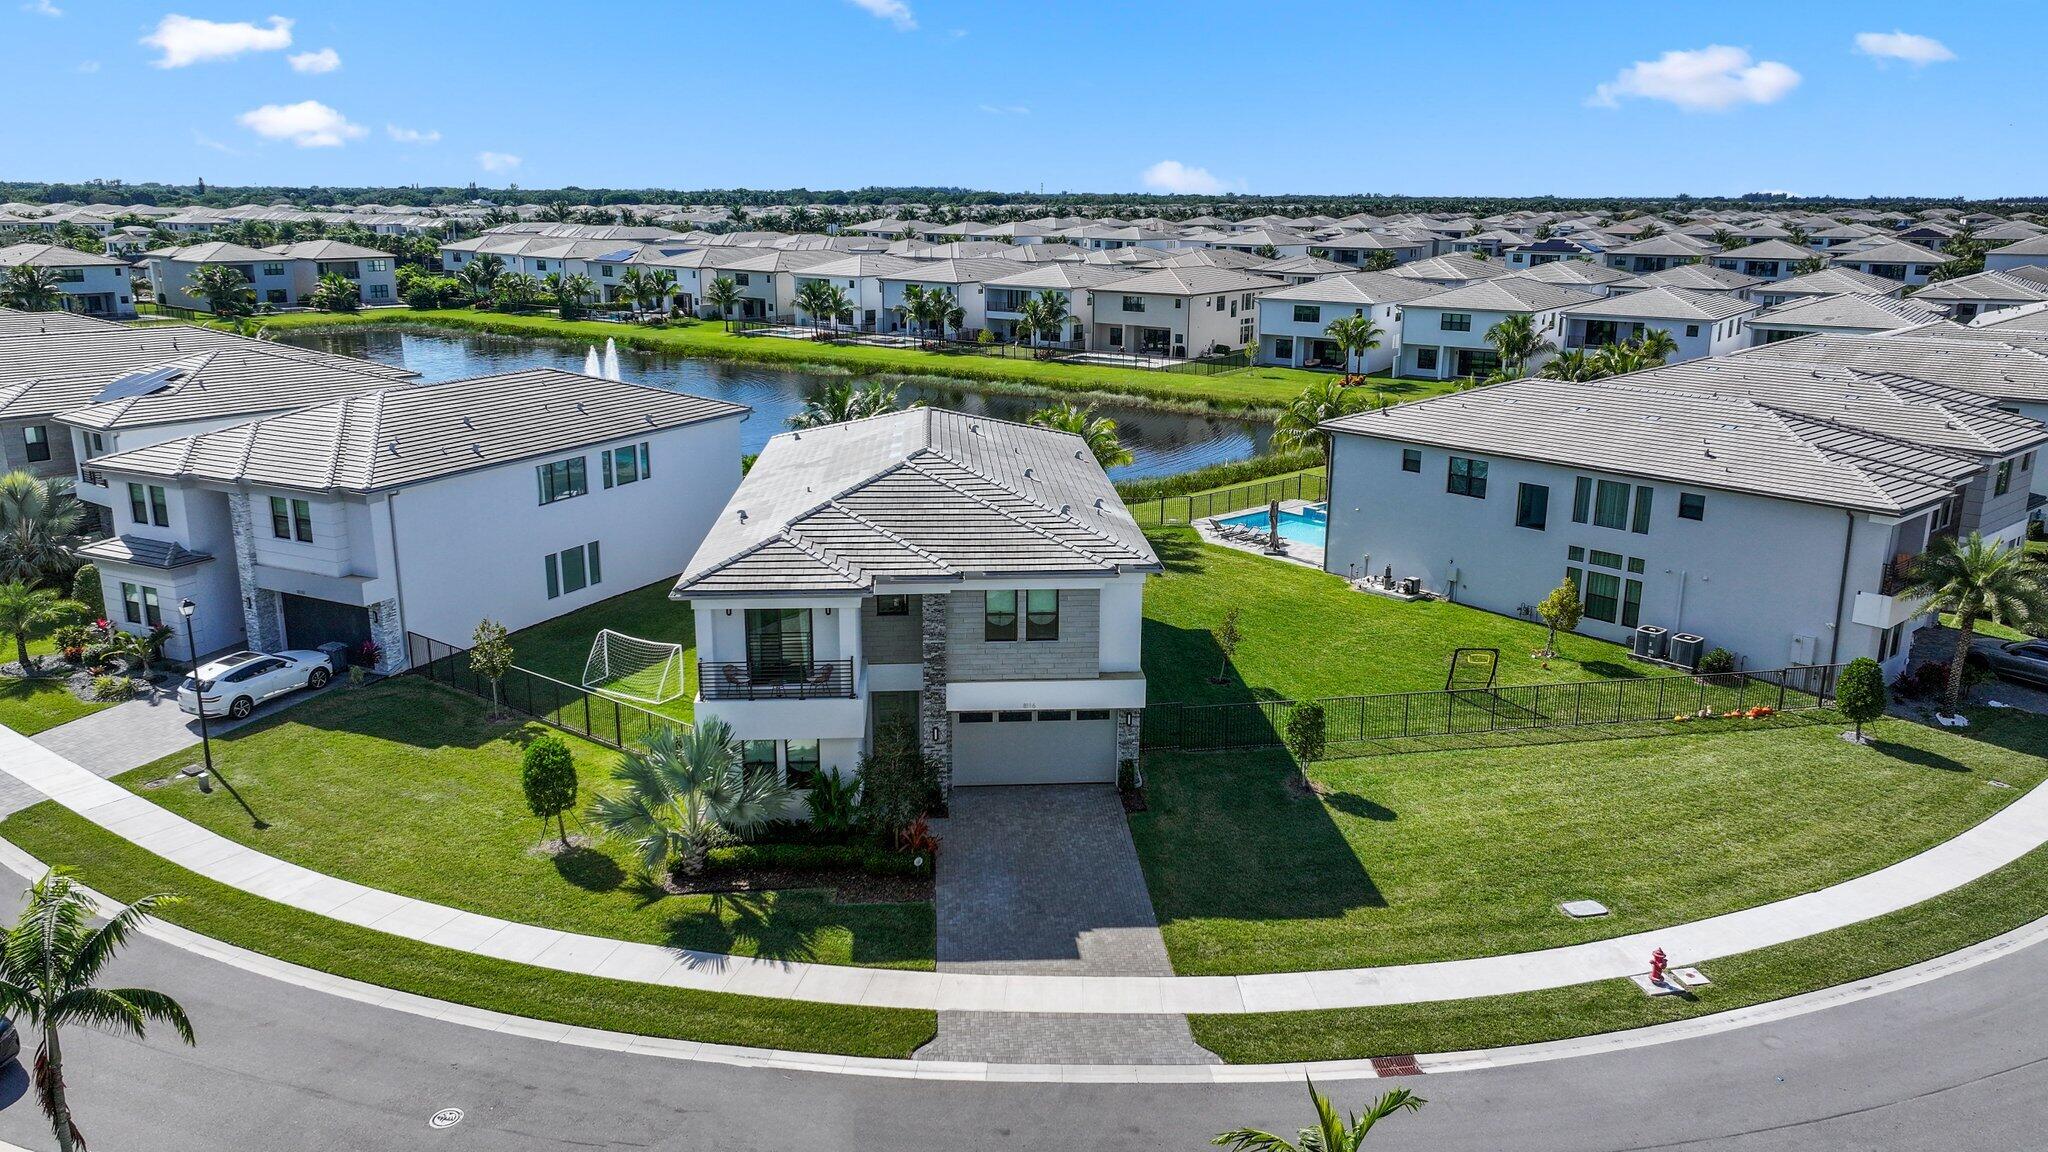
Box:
[1144,663,1843,753]
[1129,471,1329,527]
[699,658,856,700]
[404,632,673,750]
[727,315,1251,373]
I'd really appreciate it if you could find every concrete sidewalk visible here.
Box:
[2,723,2045,1016]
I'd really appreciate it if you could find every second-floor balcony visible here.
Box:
[78,467,107,488]
[699,658,855,700]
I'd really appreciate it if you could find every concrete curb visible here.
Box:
[4,834,2044,1084]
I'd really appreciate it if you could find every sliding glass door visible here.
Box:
[745,608,813,682]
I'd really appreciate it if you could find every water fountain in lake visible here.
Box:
[602,338,621,381]
[582,345,601,376]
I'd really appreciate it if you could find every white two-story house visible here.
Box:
[0,244,137,318]
[1254,271,1434,373]
[671,408,1160,791]
[1087,266,1281,358]
[75,368,746,668]
[262,240,400,306]
[1397,276,1601,379]
[1555,287,1759,362]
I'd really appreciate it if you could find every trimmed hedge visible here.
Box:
[708,842,929,877]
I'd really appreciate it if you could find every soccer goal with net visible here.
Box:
[581,629,687,705]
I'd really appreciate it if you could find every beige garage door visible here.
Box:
[951,708,1118,786]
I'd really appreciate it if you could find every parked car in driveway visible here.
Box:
[177,650,335,720]
[1971,637,2048,689]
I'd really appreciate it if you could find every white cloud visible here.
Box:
[1588,45,1801,111]
[236,100,365,147]
[386,123,440,144]
[76,60,99,73]
[1141,160,1229,195]
[476,151,522,173]
[1854,30,1955,66]
[847,0,914,31]
[287,46,340,74]
[22,0,61,17]
[143,14,292,68]
[977,103,1030,116]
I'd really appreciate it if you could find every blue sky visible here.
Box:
[1,1,2038,197]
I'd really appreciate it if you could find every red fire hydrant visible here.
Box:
[1649,947,1669,985]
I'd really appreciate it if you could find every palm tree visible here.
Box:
[1592,340,1649,378]
[1632,327,1680,366]
[0,582,86,673]
[1214,1080,1425,1152]
[2,265,65,312]
[1028,403,1133,469]
[188,264,254,317]
[788,380,904,429]
[613,267,650,316]
[0,869,195,1152]
[492,272,539,309]
[0,471,85,585]
[1322,313,1384,381]
[1273,379,1352,458]
[103,623,174,680]
[1903,533,2048,717]
[307,272,360,312]
[1537,348,1603,381]
[1792,253,1829,275]
[550,272,594,318]
[794,279,842,328]
[1022,289,1071,349]
[645,269,680,315]
[1484,312,1554,378]
[704,276,742,330]
[586,721,805,877]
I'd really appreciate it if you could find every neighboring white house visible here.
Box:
[1829,240,1956,286]
[263,240,400,306]
[0,244,137,318]
[1749,267,1904,309]
[1603,234,1713,274]
[1254,271,1435,372]
[144,242,303,311]
[1555,287,1759,362]
[671,408,1160,791]
[981,262,1125,346]
[1911,270,2048,322]
[1750,292,1946,343]
[1608,263,1760,298]
[1708,240,1816,282]
[1987,235,2048,274]
[1396,276,1601,379]
[1383,254,1508,291]
[77,368,747,667]
[1086,266,1282,357]
[874,258,1017,336]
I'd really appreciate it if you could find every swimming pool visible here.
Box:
[1218,503,1328,548]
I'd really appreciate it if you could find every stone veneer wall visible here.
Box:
[920,592,951,794]
[367,597,406,674]
[227,492,284,652]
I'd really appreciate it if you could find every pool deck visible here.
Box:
[1194,499,1325,569]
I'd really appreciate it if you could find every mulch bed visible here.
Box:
[662,866,932,905]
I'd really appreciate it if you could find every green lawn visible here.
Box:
[240,309,1464,415]
[1127,465,1329,528]
[505,578,696,723]
[0,676,107,736]
[1192,835,2048,1064]
[0,802,934,1058]
[1133,708,2048,977]
[116,676,933,970]
[1140,527,1657,705]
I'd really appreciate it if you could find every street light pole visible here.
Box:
[177,599,264,829]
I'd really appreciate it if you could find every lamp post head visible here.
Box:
[178,599,196,619]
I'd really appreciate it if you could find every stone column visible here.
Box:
[1116,708,1144,786]
[918,593,951,796]
[367,597,406,674]
[227,492,283,652]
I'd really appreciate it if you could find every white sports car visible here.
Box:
[177,650,336,720]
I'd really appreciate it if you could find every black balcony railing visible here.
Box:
[699,659,856,700]
[1880,555,1919,596]
[78,467,106,487]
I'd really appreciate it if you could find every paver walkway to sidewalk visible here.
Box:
[4,724,2047,1014]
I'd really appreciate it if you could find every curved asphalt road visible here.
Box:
[0,916,2039,1152]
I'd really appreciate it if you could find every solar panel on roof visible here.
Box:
[91,353,211,404]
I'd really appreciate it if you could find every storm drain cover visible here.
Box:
[429,1109,464,1130]
[1561,899,1610,918]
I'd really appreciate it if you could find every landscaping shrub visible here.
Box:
[90,675,134,702]
[705,842,928,878]
[1836,657,1887,742]
[520,734,578,848]
[805,767,861,841]
[1697,647,1738,685]
[68,564,100,611]
[50,623,93,664]
[856,733,939,837]
[1284,701,1328,765]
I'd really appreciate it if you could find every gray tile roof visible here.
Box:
[263,240,391,260]
[1383,254,1510,284]
[1738,331,2048,404]
[1323,376,1976,515]
[1754,292,1945,333]
[1912,270,2048,304]
[1713,239,1813,261]
[0,307,124,337]
[1515,260,1634,287]
[1255,270,1440,306]
[1836,240,1955,265]
[0,244,129,269]
[85,368,746,493]
[1760,267,1903,299]
[1405,276,1603,313]
[1090,266,1284,296]
[75,534,213,570]
[674,408,1159,598]
[1559,286,1758,322]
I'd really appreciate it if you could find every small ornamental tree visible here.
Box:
[1284,701,1327,776]
[69,563,101,611]
[1211,606,1243,685]
[469,618,515,717]
[1836,657,1887,744]
[1536,577,1583,658]
[521,733,579,848]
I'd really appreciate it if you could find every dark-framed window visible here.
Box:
[545,541,602,599]
[984,590,1018,641]
[1515,483,1548,530]
[875,595,909,616]
[1447,456,1488,498]
[1025,589,1059,641]
[602,442,651,489]
[22,425,49,463]
[1572,476,1593,523]
[1592,479,1630,530]
[1440,312,1471,332]
[1621,578,1643,628]
[1415,347,1438,370]
[1678,492,1706,521]
[127,482,147,525]
[742,740,779,780]
[120,581,161,627]
[1631,486,1653,534]
[150,485,169,527]
[1996,459,2014,497]
[271,496,291,539]
[1584,571,1621,622]
[1401,448,1421,473]
[537,456,587,504]
[1292,304,1321,324]
[783,739,820,788]
[1589,549,1623,570]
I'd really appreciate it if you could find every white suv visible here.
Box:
[177,650,337,720]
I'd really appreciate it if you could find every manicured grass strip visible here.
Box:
[0,676,109,736]
[117,678,934,971]
[235,309,1459,415]
[0,803,934,1058]
[1189,839,2048,1064]
[1137,711,2047,976]
[1140,526,1656,705]
[503,578,696,724]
